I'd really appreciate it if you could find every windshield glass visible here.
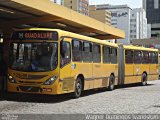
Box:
[9,42,58,72]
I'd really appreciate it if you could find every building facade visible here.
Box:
[50,0,63,5]
[95,4,148,44]
[89,5,111,25]
[147,24,151,38]
[96,4,131,44]
[130,9,140,40]
[64,0,89,16]
[130,8,148,40]
[143,0,160,37]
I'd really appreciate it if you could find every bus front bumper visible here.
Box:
[7,82,59,95]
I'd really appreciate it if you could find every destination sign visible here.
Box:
[11,31,58,40]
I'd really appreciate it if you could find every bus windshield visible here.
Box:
[9,42,58,72]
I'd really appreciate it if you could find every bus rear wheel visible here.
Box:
[141,73,147,86]
[108,75,115,91]
[72,77,82,99]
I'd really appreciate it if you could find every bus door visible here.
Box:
[133,51,142,83]
[0,46,3,91]
[81,41,93,90]
[140,51,150,81]
[149,52,158,80]
[0,45,6,93]
[60,38,74,92]
[92,44,103,88]
[125,50,134,84]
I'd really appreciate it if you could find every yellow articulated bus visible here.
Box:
[8,28,118,98]
[7,28,159,98]
[118,45,159,86]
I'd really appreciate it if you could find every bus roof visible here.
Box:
[15,28,118,47]
[123,45,158,52]
[14,28,158,52]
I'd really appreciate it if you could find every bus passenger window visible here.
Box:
[125,50,133,64]
[134,51,142,64]
[83,42,92,62]
[142,51,149,64]
[154,53,158,64]
[60,42,71,67]
[103,46,110,63]
[72,39,82,62]
[149,52,158,64]
[110,48,117,64]
[93,44,101,63]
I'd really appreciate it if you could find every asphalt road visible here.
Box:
[0,80,160,115]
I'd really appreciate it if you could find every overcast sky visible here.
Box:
[89,0,142,9]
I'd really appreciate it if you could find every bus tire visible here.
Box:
[108,75,115,91]
[141,73,147,86]
[72,77,82,99]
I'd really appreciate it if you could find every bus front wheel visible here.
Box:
[72,77,82,99]
[108,75,115,91]
[141,73,147,86]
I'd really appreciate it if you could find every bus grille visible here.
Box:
[18,81,43,84]
[18,86,41,92]
[13,73,47,80]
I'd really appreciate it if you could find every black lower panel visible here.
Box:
[18,86,41,92]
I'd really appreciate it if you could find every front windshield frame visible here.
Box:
[9,42,58,72]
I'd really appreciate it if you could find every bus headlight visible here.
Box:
[43,76,57,85]
[8,74,16,83]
